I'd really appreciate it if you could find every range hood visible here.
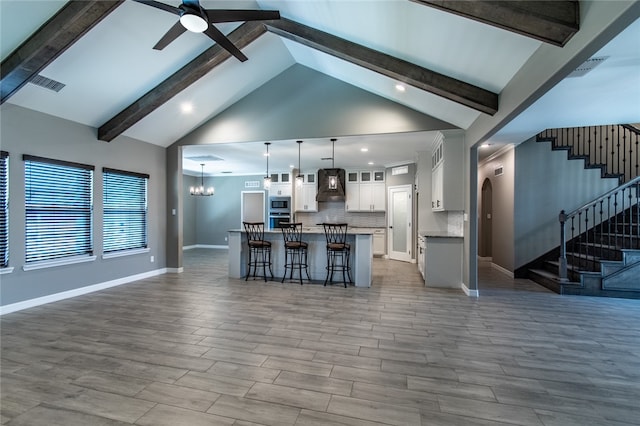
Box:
[316,168,346,202]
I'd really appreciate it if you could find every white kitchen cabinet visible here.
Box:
[269,172,292,197]
[372,229,385,256]
[345,170,385,212]
[294,173,317,212]
[431,134,463,211]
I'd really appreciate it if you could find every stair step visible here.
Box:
[528,269,582,295]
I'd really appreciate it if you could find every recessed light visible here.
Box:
[360,148,368,152]
[395,83,406,92]
[481,143,491,148]
[180,102,194,114]
[289,164,295,168]
[368,161,374,165]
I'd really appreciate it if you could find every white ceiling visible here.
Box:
[2,1,639,175]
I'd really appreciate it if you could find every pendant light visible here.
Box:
[328,138,338,190]
[190,163,214,196]
[295,140,304,188]
[263,142,271,189]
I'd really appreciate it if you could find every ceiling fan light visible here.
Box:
[180,12,208,33]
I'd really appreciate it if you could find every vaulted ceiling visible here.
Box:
[1,1,638,174]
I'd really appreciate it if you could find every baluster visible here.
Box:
[598,200,604,264]
[614,192,619,249]
[615,126,620,177]
[559,210,567,280]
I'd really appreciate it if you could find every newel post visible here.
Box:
[558,210,568,281]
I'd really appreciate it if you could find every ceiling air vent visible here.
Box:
[30,74,66,92]
[567,56,609,78]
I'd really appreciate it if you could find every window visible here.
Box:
[24,155,94,264]
[103,168,148,254]
[0,151,8,268]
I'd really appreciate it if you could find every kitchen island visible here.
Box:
[228,227,373,287]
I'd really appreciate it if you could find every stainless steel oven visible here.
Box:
[268,196,291,228]
[269,213,291,229]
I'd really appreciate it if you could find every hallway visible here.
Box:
[1,249,639,425]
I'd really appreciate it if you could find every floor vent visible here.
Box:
[567,56,609,78]
[30,75,66,92]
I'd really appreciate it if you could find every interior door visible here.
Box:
[388,185,412,262]
[241,191,265,224]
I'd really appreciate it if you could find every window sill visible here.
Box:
[102,247,150,260]
[0,267,14,275]
[23,255,97,271]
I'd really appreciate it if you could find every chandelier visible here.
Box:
[190,163,214,196]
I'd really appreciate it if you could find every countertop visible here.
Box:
[419,230,463,238]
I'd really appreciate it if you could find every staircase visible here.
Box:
[526,124,640,298]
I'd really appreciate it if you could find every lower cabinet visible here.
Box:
[373,229,385,256]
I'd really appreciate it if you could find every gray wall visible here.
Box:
[0,105,166,306]
[478,148,515,272]
[183,174,268,246]
[514,137,618,269]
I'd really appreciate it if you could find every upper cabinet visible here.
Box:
[346,170,386,212]
[269,172,292,197]
[294,172,317,212]
[431,132,463,211]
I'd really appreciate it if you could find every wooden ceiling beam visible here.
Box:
[98,21,266,142]
[264,18,498,116]
[411,1,579,47]
[1,1,124,104]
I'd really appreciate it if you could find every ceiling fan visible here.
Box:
[134,0,280,62]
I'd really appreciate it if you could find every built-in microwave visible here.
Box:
[269,197,290,210]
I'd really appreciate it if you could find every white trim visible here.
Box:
[0,268,167,315]
[23,255,97,271]
[166,267,184,273]
[183,245,229,250]
[478,144,514,167]
[0,267,15,275]
[492,262,514,278]
[461,282,479,297]
[478,256,493,262]
[102,247,150,259]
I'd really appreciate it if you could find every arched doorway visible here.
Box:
[479,178,493,259]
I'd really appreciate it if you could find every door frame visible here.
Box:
[387,184,413,262]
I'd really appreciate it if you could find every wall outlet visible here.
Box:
[224,236,228,241]
[150,255,154,263]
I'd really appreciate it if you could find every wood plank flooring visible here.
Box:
[2,249,640,425]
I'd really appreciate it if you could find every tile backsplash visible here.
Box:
[295,202,386,227]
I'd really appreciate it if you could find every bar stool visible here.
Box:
[322,223,353,287]
[281,223,310,285]
[243,222,273,282]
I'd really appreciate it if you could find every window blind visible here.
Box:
[103,168,148,254]
[24,155,94,263]
[0,151,8,268]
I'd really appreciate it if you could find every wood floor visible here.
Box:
[2,249,640,425]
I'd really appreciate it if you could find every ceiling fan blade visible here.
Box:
[182,0,201,7]
[204,9,281,23]
[204,25,248,62]
[153,21,187,50]
[133,0,181,16]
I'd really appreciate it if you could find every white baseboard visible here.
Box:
[166,267,184,273]
[0,268,168,316]
[492,263,514,278]
[461,282,479,297]
[183,245,229,250]
[478,256,493,262]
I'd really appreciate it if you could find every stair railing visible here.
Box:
[558,176,640,280]
[538,124,640,184]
